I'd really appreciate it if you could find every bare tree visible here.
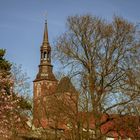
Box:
[11,64,31,97]
[54,15,140,139]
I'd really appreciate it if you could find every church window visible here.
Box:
[47,52,50,61]
[44,52,47,60]
[37,83,41,97]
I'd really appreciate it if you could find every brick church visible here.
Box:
[33,20,77,129]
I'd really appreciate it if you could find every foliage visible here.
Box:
[0,49,11,76]
[0,49,31,139]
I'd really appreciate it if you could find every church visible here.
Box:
[33,20,58,127]
[33,20,78,133]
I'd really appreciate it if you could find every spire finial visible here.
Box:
[45,19,47,24]
[45,13,47,24]
[43,15,49,44]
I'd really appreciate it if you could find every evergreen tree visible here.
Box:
[0,49,11,77]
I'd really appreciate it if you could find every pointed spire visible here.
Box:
[34,18,57,82]
[43,19,49,44]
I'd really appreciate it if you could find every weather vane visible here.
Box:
[45,12,47,23]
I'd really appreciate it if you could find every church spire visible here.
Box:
[43,20,49,45]
[34,20,57,81]
[41,20,51,64]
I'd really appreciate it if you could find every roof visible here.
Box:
[79,112,140,138]
[56,76,77,94]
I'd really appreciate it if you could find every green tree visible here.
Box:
[0,49,11,76]
[0,49,12,95]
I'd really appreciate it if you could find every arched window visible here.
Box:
[44,52,47,60]
[47,52,49,60]
[37,83,41,97]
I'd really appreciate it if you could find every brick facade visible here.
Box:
[33,21,58,127]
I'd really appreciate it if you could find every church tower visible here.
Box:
[33,20,57,127]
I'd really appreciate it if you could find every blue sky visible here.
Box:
[0,0,140,84]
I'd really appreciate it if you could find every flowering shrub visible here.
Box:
[0,76,22,138]
[0,49,30,139]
